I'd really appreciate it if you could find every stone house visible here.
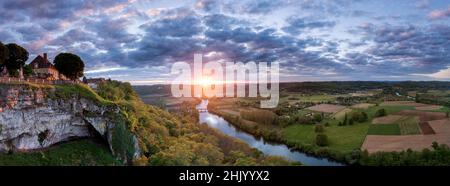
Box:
[29,53,67,80]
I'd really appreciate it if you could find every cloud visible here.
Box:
[428,7,450,20]
[412,66,450,79]
[351,24,450,75]
[1,0,449,83]
[282,16,336,35]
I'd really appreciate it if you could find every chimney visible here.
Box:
[43,53,47,60]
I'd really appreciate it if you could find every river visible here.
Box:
[197,99,343,166]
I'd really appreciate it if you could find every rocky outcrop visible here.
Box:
[0,84,140,163]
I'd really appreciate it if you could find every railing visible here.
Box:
[0,77,78,85]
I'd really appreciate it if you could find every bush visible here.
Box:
[343,114,348,125]
[315,134,329,147]
[350,111,368,123]
[349,119,354,125]
[313,113,323,123]
[374,108,387,117]
[315,124,325,133]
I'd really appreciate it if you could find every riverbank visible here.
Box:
[197,100,343,166]
[207,108,356,164]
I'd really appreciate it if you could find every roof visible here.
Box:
[30,55,55,69]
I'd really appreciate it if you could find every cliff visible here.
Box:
[0,83,140,163]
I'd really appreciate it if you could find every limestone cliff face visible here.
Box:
[0,85,140,163]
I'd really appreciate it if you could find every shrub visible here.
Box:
[315,134,329,147]
[315,124,325,133]
[343,114,348,125]
[374,108,387,117]
[351,111,368,123]
[313,113,323,123]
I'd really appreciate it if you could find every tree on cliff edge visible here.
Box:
[0,42,8,71]
[54,53,85,80]
[5,43,28,76]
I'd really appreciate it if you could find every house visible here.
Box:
[29,53,66,80]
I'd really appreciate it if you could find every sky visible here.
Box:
[0,0,449,84]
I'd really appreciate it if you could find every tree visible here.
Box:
[23,64,33,77]
[315,133,329,147]
[0,42,8,70]
[5,43,28,74]
[343,113,348,125]
[446,111,449,118]
[54,53,85,80]
[374,108,387,117]
[315,124,325,133]
[349,118,354,125]
[313,113,323,123]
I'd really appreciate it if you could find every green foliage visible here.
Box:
[0,41,8,67]
[374,108,387,117]
[51,84,112,105]
[23,64,33,76]
[348,118,354,125]
[96,80,138,101]
[359,143,450,166]
[313,113,323,123]
[94,81,293,166]
[315,133,329,147]
[149,137,224,166]
[54,53,85,80]
[225,151,258,166]
[315,124,325,133]
[5,43,28,71]
[240,109,278,125]
[343,113,348,126]
[350,111,368,123]
[367,124,401,135]
[7,69,18,77]
[110,113,137,162]
[0,140,121,166]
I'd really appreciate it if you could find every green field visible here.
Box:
[283,120,370,153]
[0,139,121,166]
[367,124,401,135]
[282,105,417,153]
[398,117,421,135]
[283,125,315,145]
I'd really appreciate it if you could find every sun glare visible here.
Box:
[198,77,213,87]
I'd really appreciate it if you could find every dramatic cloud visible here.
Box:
[0,0,449,83]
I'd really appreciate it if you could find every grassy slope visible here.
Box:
[0,140,121,166]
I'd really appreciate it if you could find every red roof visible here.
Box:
[30,55,55,69]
